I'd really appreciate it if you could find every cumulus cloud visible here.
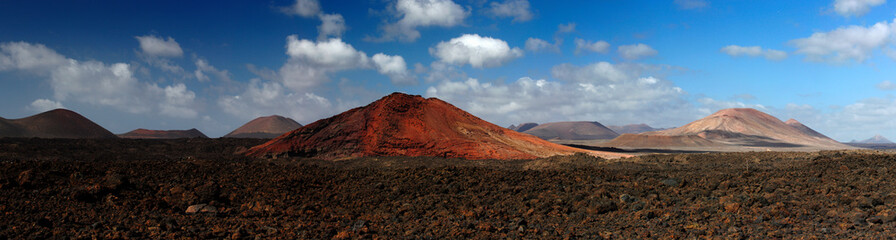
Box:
[135,35,183,58]
[280,36,370,91]
[0,42,66,71]
[525,38,558,52]
[430,34,523,68]
[369,0,469,42]
[789,19,895,63]
[218,78,335,123]
[674,0,709,9]
[194,58,231,82]
[877,80,896,90]
[487,0,533,22]
[720,45,788,61]
[277,35,415,91]
[28,99,64,112]
[372,53,415,84]
[556,23,576,34]
[425,62,696,128]
[282,0,321,17]
[318,13,346,40]
[833,0,885,17]
[574,38,610,54]
[0,41,199,118]
[618,43,658,60]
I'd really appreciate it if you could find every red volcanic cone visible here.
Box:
[245,93,625,160]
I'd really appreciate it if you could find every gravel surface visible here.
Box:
[1,138,895,239]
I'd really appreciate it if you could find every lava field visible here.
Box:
[1,138,895,239]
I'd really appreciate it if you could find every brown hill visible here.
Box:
[0,109,116,139]
[523,121,619,140]
[604,108,849,150]
[246,93,628,160]
[608,124,661,134]
[508,123,538,132]
[118,128,208,139]
[224,115,302,139]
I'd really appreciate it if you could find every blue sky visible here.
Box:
[1,0,896,141]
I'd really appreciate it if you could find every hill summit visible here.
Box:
[224,115,302,139]
[0,109,116,139]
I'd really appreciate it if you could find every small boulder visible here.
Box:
[185,204,217,214]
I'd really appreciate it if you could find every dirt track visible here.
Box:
[1,138,895,239]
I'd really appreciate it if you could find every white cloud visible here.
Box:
[286,36,370,69]
[525,37,558,52]
[574,38,610,54]
[0,41,199,118]
[720,45,788,61]
[28,99,64,112]
[135,35,183,58]
[369,0,470,42]
[833,0,885,17]
[318,13,346,40]
[789,19,895,63]
[618,43,658,60]
[0,42,66,71]
[430,34,523,68]
[425,62,695,128]
[372,53,415,84]
[283,0,321,17]
[194,58,231,82]
[279,35,414,90]
[556,23,576,34]
[280,36,370,91]
[149,83,198,118]
[674,0,709,9]
[218,78,335,123]
[877,80,896,90]
[487,0,533,22]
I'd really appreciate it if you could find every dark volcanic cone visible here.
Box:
[246,93,628,160]
[118,128,208,139]
[523,121,619,140]
[608,124,661,134]
[0,109,116,139]
[224,115,302,139]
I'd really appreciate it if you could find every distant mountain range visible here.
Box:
[850,135,894,144]
[604,108,850,150]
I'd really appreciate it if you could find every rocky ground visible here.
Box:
[1,138,895,239]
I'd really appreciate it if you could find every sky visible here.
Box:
[1,0,896,141]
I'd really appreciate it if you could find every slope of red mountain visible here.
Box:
[604,108,849,150]
[118,128,208,139]
[523,121,619,140]
[508,123,538,132]
[0,109,117,139]
[224,115,302,139]
[246,93,628,160]
[784,119,831,139]
[607,124,661,134]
